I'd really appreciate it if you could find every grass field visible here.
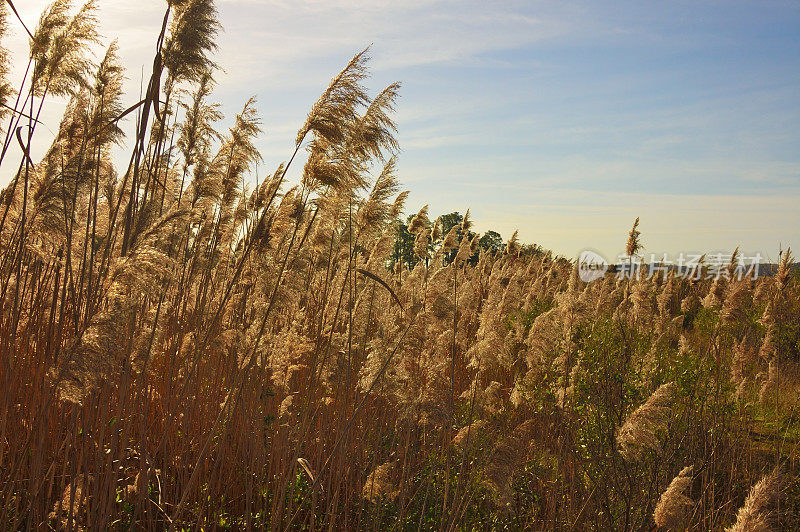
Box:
[0,1,798,529]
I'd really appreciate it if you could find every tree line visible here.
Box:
[390,211,543,269]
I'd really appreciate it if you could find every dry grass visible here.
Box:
[0,1,798,530]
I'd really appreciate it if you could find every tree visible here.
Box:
[390,213,434,269]
[520,242,544,257]
[391,211,509,268]
[439,212,463,240]
[438,211,478,264]
[478,230,503,254]
[390,216,416,269]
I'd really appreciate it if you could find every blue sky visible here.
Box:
[5,0,799,260]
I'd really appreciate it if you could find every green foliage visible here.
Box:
[390,216,418,269]
[479,230,504,254]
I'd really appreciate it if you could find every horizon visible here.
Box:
[3,0,798,261]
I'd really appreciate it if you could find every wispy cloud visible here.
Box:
[3,0,798,258]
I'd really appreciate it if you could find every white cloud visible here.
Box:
[2,1,797,259]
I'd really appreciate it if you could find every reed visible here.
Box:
[0,1,797,529]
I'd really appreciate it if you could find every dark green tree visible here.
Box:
[390,216,416,269]
[520,242,545,257]
[438,211,478,264]
[439,211,463,240]
[391,211,511,268]
[478,230,503,254]
[390,213,434,269]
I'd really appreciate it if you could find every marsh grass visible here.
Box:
[0,1,798,530]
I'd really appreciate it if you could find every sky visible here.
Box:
[3,0,799,261]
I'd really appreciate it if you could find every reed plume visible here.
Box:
[625,216,642,257]
[726,469,784,532]
[362,461,398,502]
[0,5,12,119]
[654,466,695,531]
[163,0,220,85]
[616,382,677,461]
[31,0,100,97]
